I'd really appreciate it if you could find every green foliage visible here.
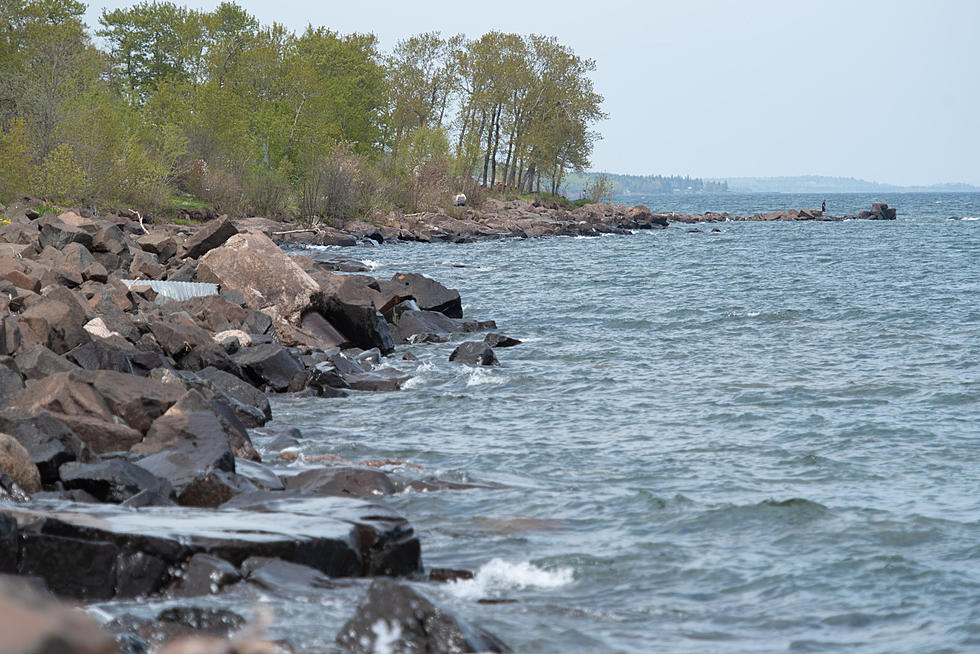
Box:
[1,1,605,218]
[584,173,614,204]
[34,142,88,203]
[0,118,34,200]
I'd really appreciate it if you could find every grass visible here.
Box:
[171,195,212,212]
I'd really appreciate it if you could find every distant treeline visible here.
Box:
[722,176,980,193]
[0,1,605,219]
[563,172,728,196]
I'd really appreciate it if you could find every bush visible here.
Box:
[246,162,292,217]
[34,143,88,204]
[0,118,34,201]
[186,159,246,215]
[298,142,369,225]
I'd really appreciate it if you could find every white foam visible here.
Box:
[465,367,506,387]
[370,619,402,654]
[360,259,382,269]
[446,559,574,599]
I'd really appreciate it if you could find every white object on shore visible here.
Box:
[121,279,219,303]
[453,193,467,207]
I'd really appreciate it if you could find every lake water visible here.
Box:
[99,193,980,652]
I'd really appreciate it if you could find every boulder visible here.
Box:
[283,467,398,497]
[0,513,16,572]
[167,553,241,597]
[0,433,42,494]
[450,341,499,366]
[316,295,394,355]
[132,390,236,488]
[0,409,91,485]
[38,216,95,251]
[240,556,334,594]
[335,579,511,653]
[0,356,25,406]
[66,339,136,374]
[137,233,177,261]
[78,369,184,434]
[233,459,284,491]
[232,343,304,392]
[56,415,144,455]
[59,459,175,504]
[379,273,463,318]
[484,332,522,348]
[18,290,92,354]
[1,493,420,599]
[197,231,319,331]
[179,216,238,260]
[196,366,272,427]
[175,469,257,508]
[14,343,81,380]
[344,368,410,392]
[92,223,128,254]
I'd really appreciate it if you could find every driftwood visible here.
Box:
[272,228,318,236]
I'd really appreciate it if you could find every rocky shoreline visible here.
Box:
[0,197,896,653]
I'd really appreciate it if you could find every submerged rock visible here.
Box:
[450,341,499,366]
[336,578,511,653]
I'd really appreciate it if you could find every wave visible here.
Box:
[446,559,574,600]
[464,367,506,387]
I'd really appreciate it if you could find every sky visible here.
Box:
[82,0,980,186]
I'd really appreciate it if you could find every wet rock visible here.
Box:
[316,293,395,355]
[176,470,257,508]
[0,433,42,494]
[390,308,460,344]
[234,459,284,491]
[3,493,420,598]
[232,343,304,393]
[241,556,334,593]
[429,568,475,583]
[0,513,17,572]
[0,574,117,653]
[179,216,239,260]
[168,553,242,597]
[484,332,522,348]
[283,466,397,497]
[450,341,499,366]
[59,459,175,504]
[344,368,410,392]
[59,415,144,455]
[379,273,463,318]
[157,606,245,636]
[0,409,92,484]
[336,578,511,653]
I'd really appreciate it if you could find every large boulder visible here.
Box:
[0,433,42,494]
[132,390,237,487]
[196,366,272,426]
[197,231,320,334]
[179,215,238,260]
[18,288,93,354]
[379,272,463,318]
[0,409,91,485]
[14,343,80,380]
[0,355,24,406]
[231,343,304,392]
[336,579,511,653]
[450,341,499,366]
[59,459,175,504]
[1,493,421,599]
[283,467,398,497]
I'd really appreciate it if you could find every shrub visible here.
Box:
[34,143,88,204]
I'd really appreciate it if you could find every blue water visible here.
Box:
[100,194,980,652]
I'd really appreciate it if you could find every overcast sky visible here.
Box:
[83,0,980,186]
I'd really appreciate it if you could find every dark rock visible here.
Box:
[234,458,285,491]
[390,308,460,344]
[484,332,522,348]
[168,553,242,597]
[379,272,462,318]
[92,223,128,254]
[132,390,236,489]
[14,343,80,380]
[232,343,304,392]
[137,233,177,261]
[0,513,17,573]
[38,217,95,251]
[180,216,239,260]
[240,556,335,594]
[450,341,499,366]
[59,459,175,504]
[66,339,136,374]
[429,568,475,583]
[0,409,91,484]
[157,606,245,635]
[176,469,257,508]
[316,294,395,355]
[196,366,272,427]
[336,579,511,653]
[55,414,144,455]
[77,369,184,435]
[283,467,397,497]
[344,369,410,392]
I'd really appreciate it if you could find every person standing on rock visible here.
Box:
[822,200,826,213]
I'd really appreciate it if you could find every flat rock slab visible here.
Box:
[1,494,421,600]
